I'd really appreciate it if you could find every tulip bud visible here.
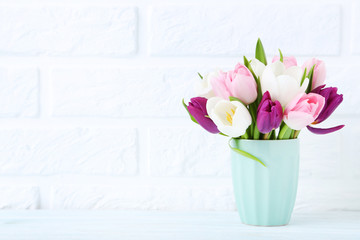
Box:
[284,93,325,130]
[256,91,283,134]
[311,85,343,124]
[187,97,219,134]
[306,85,345,134]
[206,97,252,138]
[226,63,258,105]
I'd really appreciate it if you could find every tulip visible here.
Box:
[283,93,325,130]
[187,97,220,134]
[194,72,216,99]
[302,58,326,89]
[206,97,252,138]
[272,56,297,68]
[225,63,258,104]
[210,64,258,105]
[209,70,231,99]
[261,61,308,107]
[256,91,283,134]
[250,58,265,78]
[306,85,344,134]
[311,85,343,123]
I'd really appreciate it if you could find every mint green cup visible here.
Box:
[231,139,299,226]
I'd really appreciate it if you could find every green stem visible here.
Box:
[253,124,260,140]
[263,130,274,140]
[241,131,249,139]
[263,132,270,140]
[270,130,276,140]
[278,124,292,140]
[248,123,254,139]
[293,130,300,139]
[290,130,295,139]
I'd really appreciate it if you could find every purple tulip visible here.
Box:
[256,91,283,134]
[307,85,344,134]
[311,85,343,123]
[187,97,220,134]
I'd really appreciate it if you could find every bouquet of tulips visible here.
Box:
[183,39,344,163]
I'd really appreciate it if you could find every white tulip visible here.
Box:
[206,97,252,138]
[194,72,217,99]
[250,59,265,78]
[260,60,309,107]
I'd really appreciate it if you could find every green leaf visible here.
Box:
[228,138,266,167]
[278,49,284,62]
[255,38,267,65]
[229,96,247,107]
[219,132,229,137]
[244,56,257,77]
[243,56,250,68]
[182,98,198,124]
[243,56,262,102]
[278,124,292,139]
[306,65,316,93]
[197,72,203,79]
[300,67,307,86]
[248,103,257,122]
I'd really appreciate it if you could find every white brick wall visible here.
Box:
[0,0,359,212]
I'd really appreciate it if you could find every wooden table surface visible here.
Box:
[0,211,359,239]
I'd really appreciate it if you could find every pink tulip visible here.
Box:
[302,58,326,90]
[210,64,257,105]
[283,93,325,130]
[225,63,257,104]
[272,56,297,68]
[209,71,231,99]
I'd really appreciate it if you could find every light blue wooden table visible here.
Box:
[0,211,359,239]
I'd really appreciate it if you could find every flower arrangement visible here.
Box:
[183,39,344,166]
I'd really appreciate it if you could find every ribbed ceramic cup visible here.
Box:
[231,139,299,226]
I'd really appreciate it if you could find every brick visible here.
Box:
[150,5,341,56]
[0,128,137,175]
[51,185,235,210]
[149,127,231,177]
[51,67,195,117]
[0,7,137,56]
[0,186,39,209]
[0,67,38,117]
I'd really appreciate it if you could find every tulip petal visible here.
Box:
[188,106,219,134]
[270,61,285,76]
[182,98,198,124]
[206,97,223,120]
[250,59,265,77]
[276,75,304,107]
[261,66,280,99]
[232,101,252,131]
[284,66,303,83]
[284,111,314,130]
[307,125,344,134]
